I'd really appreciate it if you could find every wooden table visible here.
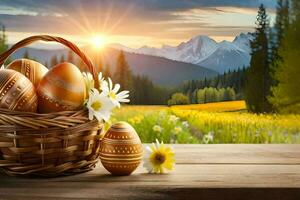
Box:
[1,144,300,200]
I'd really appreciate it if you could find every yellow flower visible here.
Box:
[153,125,163,133]
[143,139,175,174]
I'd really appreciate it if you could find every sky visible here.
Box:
[0,0,276,48]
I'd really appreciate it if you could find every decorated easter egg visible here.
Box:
[7,59,48,88]
[37,62,86,113]
[100,122,143,176]
[0,69,38,112]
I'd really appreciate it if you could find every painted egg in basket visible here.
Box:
[37,62,86,113]
[100,122,143,176]
[7,59,49,88]
[0,69,38,112]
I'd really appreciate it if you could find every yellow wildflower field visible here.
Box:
[171,100,246,112]
[111,101,300,144]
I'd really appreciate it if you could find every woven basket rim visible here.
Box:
[0,107,86,117]
[0,108,103,130]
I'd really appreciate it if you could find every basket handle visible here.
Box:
[0,35,99,88]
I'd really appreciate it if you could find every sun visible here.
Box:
[90,35,107,49]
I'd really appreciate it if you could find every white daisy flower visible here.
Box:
[102,78,130,108]
[86,89,115,122]
[202,132,214,144]
[98,72,108,91]
[169,115,179,123]
[82,72,94,93]
[182,121,189,128]
[174,126,182,135]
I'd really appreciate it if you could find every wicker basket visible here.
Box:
[0,35,103,177]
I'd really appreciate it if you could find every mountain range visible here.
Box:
[111,33,254,73]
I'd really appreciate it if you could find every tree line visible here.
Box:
[245,0,300,114]
[181,68,246,101]
[168,87,236,106]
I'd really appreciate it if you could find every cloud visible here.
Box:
[0,0,276,47]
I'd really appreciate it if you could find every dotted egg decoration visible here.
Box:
[100,122,143,176]
[37,62,86,113]
[7,59,48,88]
[0,69,38,112]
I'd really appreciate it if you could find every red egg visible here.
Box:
[7,59,48,88]
[37,62,86,113]
[0,69,38,112]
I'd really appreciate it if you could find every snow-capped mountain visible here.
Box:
[197,41,251,73]
[233,33,254,53]
[165,35,218,64]
[110,33,254,73]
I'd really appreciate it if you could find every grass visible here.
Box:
[111,106,200,144]
[110,101,300,144]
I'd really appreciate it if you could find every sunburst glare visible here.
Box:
[90,35,107,49]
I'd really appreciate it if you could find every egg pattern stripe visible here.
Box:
[99,152,143,157]
[99,159,142,164]
[12,77,36,110]
[0,71,12,91]
[102,138,141,145]
[109,126,135,132]
[0,73,33,110]
[99,155,143,162]
[38,86,81,108]
[45,74,85,93]
[21,60,35,83]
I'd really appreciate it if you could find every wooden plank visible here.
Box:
[169,144,300,164]
[2,164,300,187]
[1,164,300,199]
[0,144,300,200]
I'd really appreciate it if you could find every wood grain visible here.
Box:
[1,144,300,200]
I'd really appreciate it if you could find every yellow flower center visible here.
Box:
[153,152,166,165]
[91,101,102,111]
[109,91,116,100]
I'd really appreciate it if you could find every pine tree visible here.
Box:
[94,53,103,73]
[271,0,300,113]
[0,25,8,54]
[59,55,65,63]
[103,63,112,79]
[23,50,30,59]
[270,0,290,87]
[44,61,48,68]
[67,50,74,63]
[50,55,58,67]
[245,4,272,113]
[114,51,132,90]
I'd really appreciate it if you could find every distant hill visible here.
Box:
[8,46,217,87]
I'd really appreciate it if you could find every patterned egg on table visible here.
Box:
[100,122,143,176]
[7,59,48,88]
[37,62,86,113]
[0,69,38,112]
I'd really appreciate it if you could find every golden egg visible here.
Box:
[7,59,48,88]
[37,62,86,113]
[0,69,38,112]
[100,122,143,176]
